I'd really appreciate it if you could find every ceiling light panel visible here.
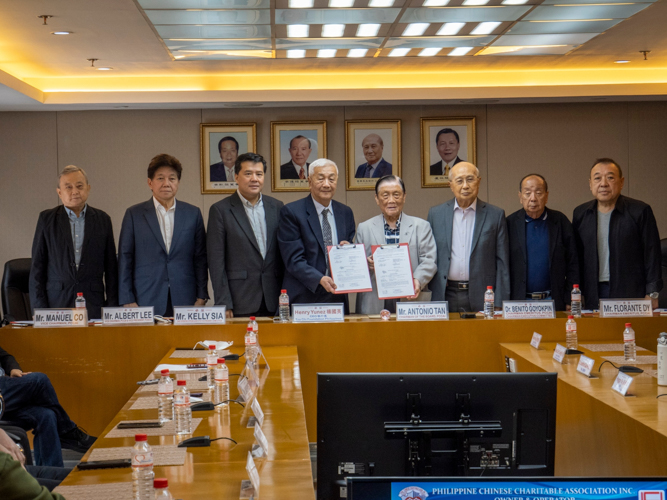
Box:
[166,39,273,50]
[423,0,449,5]
[276,8,399,24]
[389,48,410,56]
[369,0,394,6]
[287,24,310,36]
[523,4,652,21]
[470,21,501,34]
[507,19,621,34]
[501,0,529,4]
[330,0,355,6]
[289,0,314,7]
[356,23,381,36]
[348,48,368,57]
[492,33,598,45]
[448,46,473,56]
[145,10,270,24]
[541,0,657,4]
[275,37,382,48]
[156,25,272,38]
[419,47,441,56]
[287,49,306,57]
[322,23,346,36]
[400,6,531,23]
[462,0,489,5]
[384,35,493,48]
[437,22,465,35]
[317,49,337,57]
[402,23,429,36]
[171,49,274,59]
[138,0,269,7]
[477,45,576,55]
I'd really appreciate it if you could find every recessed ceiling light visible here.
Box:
[501,0,528,4]
[463,0,489,4]
[389,48,410,57]
[471,21,501,35]
[449,46,473,56]
[322,24,345,37]
[96,67,113,71]
[287,24,309,37]
[403,23,430,36]
[51,31,73,35]
[419,47,441,56]
[318,49,337,58]
[289,0,314,7]
[287,49,306,58]
[437,22,465,35]
[614,59,630,63]
[329,0,355,6]
[357,23,380,36]
[348,48,368,57]
[369,0,394,6]
[423,0,449,5]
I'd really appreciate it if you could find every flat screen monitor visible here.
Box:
[317,372,557,500]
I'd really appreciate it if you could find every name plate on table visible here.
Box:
[599,299,653,318]
[253,424,270,457]
[34,308,87,328]
[101,307,154,325]
[292,304,344,323]
[577,355,596,377]
[173,306,226,325]
[553,344,567,364]
[396,302,449,321]
[530,332,542,349]
[502,300,555,319]
[251,398,265,428]
[246,451,260,493]
[612,371,634,396]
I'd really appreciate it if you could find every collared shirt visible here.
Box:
[448,198,477,281]
[237,190,267,259]
[525,209,550,293]
[292,161,308,178]
[65,204,87,269]
[153,197,176,254]
[597,209,612,281]
[225,165,235,183]
[313,198,339,246]
[383,213,402,245]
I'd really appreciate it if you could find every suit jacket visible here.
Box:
[573,195,662,308]
[118,199,209,315]
[207,192,284,316]
[429,157,462,176]
[278,195,356,312]
[0,346,21,374]
[354,159,392,179]
[29,205,118,319]
[428,198,510,311]
[354,213,437,315]
[210,162,232,182]
[280,160,309,180]
[506,207,580,311]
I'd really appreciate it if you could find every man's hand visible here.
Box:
[194,298,207,306]
[320,276,337,294]
[226,309,234,319]
[0,429,25,466]
[646,295,659,309]
[408,279,421,300]
[367,255,375,272]
[124,303,139,308]
[339,240,350,245]
[10,369,30,378]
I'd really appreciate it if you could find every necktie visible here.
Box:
[443,163,450,176]
[299,167,305,180]
[365,164,373,178]
[322,208,333,273]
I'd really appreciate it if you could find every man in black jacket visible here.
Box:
[573,158,662,308]
[0,346,95,467]
[29,165,118,319]
[507,174,579,310]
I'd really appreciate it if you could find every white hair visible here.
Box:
[448,163,480,181]
[58,165,89,186]
[308,158,338,177]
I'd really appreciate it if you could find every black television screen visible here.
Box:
[317,372,557,500]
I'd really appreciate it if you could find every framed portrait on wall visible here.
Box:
[346,120,401,191]
[200,123,257,194]
[421,117,476,188]
[271,121,327,192]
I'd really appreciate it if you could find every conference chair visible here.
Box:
[0,424,33,465]
[660,239,667,309]
[1,258,32,322]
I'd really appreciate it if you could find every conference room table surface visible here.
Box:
[500,341,667,477]
[55,345,315,499]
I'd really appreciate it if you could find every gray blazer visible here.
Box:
[354,213,437,315]
[427,198,510,311]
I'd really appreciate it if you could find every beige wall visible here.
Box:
[1,101,665,300]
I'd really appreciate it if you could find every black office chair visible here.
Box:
[0,424,33,465]
[659,239,667,309]
[1,258,32,322]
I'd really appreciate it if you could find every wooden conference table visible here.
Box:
[55,345,315,499]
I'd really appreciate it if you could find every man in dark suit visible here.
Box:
[280,135,311,180]
[210,136,239,182]
[354,133,393,178]
[428,162,510,312]
[506,174,579,310]
[29,165,118,320]
[118,154,209,316]
[429,128,463,176]
[208,153,284,318]
[278,158,356,312]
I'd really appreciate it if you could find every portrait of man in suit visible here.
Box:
[280,135,311,180]
[354,133,393,179]
[429,128,464,177]
[210,136,239,182]
[29,165,118,320]
[118,154,209,316]
[208,152,284,318]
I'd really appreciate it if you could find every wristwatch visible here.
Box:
[649,292,659,299]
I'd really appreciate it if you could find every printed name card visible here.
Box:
[502,301,556,319]
[612,371,634,396]
[553,344,567,364]
[253,423,270,458]
[173,306,226,325]
[238,376,253,403]
[246,451,260,493]
[599,299,653,318]
[396,302,449,321]
[101,307,154,325]
[292,304,344,323]
[530,332,542,349]
[577,355,596,377]
[251,398,265,428]
[34,308,87,328]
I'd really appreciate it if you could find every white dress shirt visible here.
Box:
[153,197,176,254]
[313,198,339,246]
[448,198,477,281]
[292,161,308,178]
[238,190,267,259]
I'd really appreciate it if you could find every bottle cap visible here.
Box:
[177,380,186,386]
[160,369,169,375]
[209,345,216,349]
[281,289,287,294]
[247,326,253,331]
[250,316,256,320]
[217,358,226,364]
[77,292,83,296]
[573,284,579,288]
[135,434,147,441]
[487,286,493,290]
[625,323,632,327]
[568,315,574,319]
[154,478,168,489]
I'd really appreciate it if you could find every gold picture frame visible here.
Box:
[421,117,476,188]
[345,120,401,191]
[271,121,327,192]
[200,123,257,194]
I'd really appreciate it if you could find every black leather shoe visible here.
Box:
[59,426,96,453]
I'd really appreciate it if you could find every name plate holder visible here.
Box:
[241,451,260,500]
[530,332,543,350]
[173,306,226,325]
[252,423,270,458]
[576,354,598,379]
[292,303,344,323]
[600,299,653,318]
[612,371,635,397]
[34,308,87,328]
[502,300,556,319]
[101,307,154,326]
[396,302,449,321]
[553,344,567,364]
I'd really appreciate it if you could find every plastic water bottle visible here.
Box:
[484,286,494,319]
[153,478,173,500]
[278,289,290,322]
[131,434,154,500]
[206,344,218,389]
[157,369,173,423]
[245,326,258,363]
[566,315,578,350]
[214,358,230,408]
[75,292,86,309]
[174,380,192,435]
[658,332,667,386]
[623,323,636,362]
[248,316,259,340]
[571,284,582,318]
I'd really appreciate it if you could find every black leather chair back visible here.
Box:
[659,239,667,309]
[1,258,32,322]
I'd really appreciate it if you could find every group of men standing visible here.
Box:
[28,154,662,320]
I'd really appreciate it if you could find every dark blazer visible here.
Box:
[29,205,118,319]
[207,192,284,316]
[506,207,580,310]
[278,195,356,312]
[210,162,232,182]
[429,156,462,176]
[0,346,21,374]
[573,195,662,308]
[280,160,310,180]
[354,159,392,179]
[428,198,510,311]
[118,199,209,315]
